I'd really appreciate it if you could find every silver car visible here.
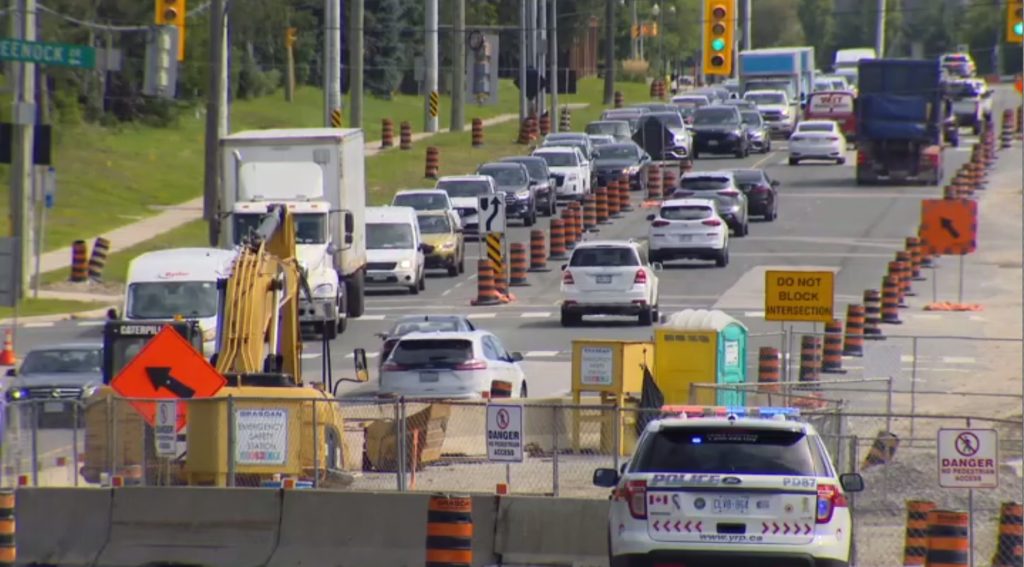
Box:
[670,171,749,237]
[5,342,104,428]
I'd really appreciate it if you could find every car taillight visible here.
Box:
[634,269,647,284]
[717,189,740,197]
[616,480,648,519]
[454,359,488,370]
[857,150,868,165]
[816,483,848,524]
[651,219,670,227]
[702,219,722,227]
[381,362,407,372]
[828,136,840,142]
[562,270,574,285]
[752,184,771,193]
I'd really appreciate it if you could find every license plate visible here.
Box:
[712,496,750,514]
[677,234,693,242]
[707,140,718,146]
[44,402,64,413]
[596,274,612,284]
[368,274,387,282]
[419,371,439,383]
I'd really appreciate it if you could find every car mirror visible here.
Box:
[593,468,619,488]
[646,213,656,221]
[652,262,664,272]
[326,242,338,255]
[106,308,118,320]
[771,180,780,187]
[560,264,567,271]
[4,368,14,377]
[839,473,865,493]
[509,352,524,362]
[619,461,629,474]
[353,348,369,383]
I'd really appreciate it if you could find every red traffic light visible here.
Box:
[163,7,178,21]
[711,5,727,19]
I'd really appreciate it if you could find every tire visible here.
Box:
[323,319,338,340]
[649,250,662,263]
[447,262,458,277]
[560,308,580,327]
[336,313,347,335]
[638,306,654,326]
[715,248,729,267]
[837,157,846,165]
[458,248,465,274]
[345,270,366,318]
[788,158,799,166]
[524,209,536,227]
[418,273,426,291]
[692,149,700,159]
[735,146,745,159]
[409,283,419,295]
[972,122,980,135]
[519,382,528,398]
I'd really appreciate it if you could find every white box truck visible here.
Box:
[218,128,367,339]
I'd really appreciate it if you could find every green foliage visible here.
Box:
[798,0,834,68]
[365,0,406,98]
[752,0,807,48]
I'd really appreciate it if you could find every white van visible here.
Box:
[365,206,430,294]
[122,248,237,356]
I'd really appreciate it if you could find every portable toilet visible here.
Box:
[653,309,749,406]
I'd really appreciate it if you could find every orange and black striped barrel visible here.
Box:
[560,208,576,250]
[470,260,501,306]
[0,490,13,567]
[992,501,1023,567]
[647,164,662,200]
[517,118,531,144]
[798,335,821,386]
[400,121,413,150]
[559,106,572,130]
[821,319,845,374]
[903,499,936,566]
[917,224,935,268]
[88,237,110,282]
[906,236,926,281]
[862,430,899,470]
[843,304,865,356]
[539,113,551,136]
[887,261,908,307]
[70,240,89,282]
[493,259,509,298]
[895,252,915,296]
[426,494,473,567]
[863,289,885,338]
[582,195,597,231]
[509,243,529,287]
[662,167,678,196]
[606,181,621,217]
[757,347,781,393]
[613,90,624,108]
[881,276,902,324]
[943,183,959,200]
[490,380,513,398]
[925,510,969,567]
[617,174,633,211]
[595,188,609,224]
[548,218,567,260]
[425,146,441,179]
[528,230,549,272]
[471,118,483,147]
[527,113,539,140]
[568,201,583,242]
[381,118,395,148]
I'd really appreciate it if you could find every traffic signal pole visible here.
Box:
[350,0,365,129]
[519,0,528,122]
[874,0,886,58]
[324,0,342,127]
[8,0,35,299]
[549,0,558,132]
[450,0,465,132]
[603,0,615,105]
[203,0,225,246]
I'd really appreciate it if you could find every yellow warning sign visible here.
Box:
[764,270,834,323]
[428,91,439,118]
[330,108,342,127]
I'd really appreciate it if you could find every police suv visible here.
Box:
[593,406,864,567]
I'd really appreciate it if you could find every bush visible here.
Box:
[619,59,650,83]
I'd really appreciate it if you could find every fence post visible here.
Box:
[886,377,893,434]
[552,405,560,497]
[312,398,320,489]
[397,399,408,492]
[393,400,403,491]
[72,402,80,486]
[30,402,38,486]
[909,337,918,446]
[612,403,621,473]
[226,397,236,487]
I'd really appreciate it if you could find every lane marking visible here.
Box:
[743,311,765,317]
[942,356,977,365]
[469,313,497,319]
[301,353,322,359]
[343,351,380,359]
[525,350,561,357]
[520,312,552,318]
[76,321,105,327]
[441,289,452,296]
[358,314,387,321]
[23,322,54,328]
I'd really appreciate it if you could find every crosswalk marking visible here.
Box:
[359,314,387,321]
[520,312,552,318]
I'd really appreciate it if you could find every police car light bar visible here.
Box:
[659,405,801,420]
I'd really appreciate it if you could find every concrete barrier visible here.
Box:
[494,496,609,566]
[17,488,112,567]
[94,487,281,567]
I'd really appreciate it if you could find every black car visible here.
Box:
[592,142,651,191]
[476,162,537,226]
[690,105,750,159]
[740,109,771,153]
[633,112,691,161]
[731,168,780,221]
[499,156,557,216]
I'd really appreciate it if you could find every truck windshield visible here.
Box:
[745,92,787,106]
[127,281,219,319]
[745,82,796,100]
[437,180,491,198]
[367,222,415,249]
[233,212,327,245]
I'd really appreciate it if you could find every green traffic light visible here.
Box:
[711,38,726,51]
[1015,21,1023,36]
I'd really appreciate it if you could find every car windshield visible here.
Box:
[594,145,640,160]
[693,108,739,126]
[437,180,491,198]
[660,205,713,221]
[504,160,547,180]
[390,339,474,365]
[478,166,527,186]
[632,427,819,476]
[367,222,414,250]
[673,98,706,107]
[679,176,731,191]
[798,123,834,133]
[20,348,102,374]
[417,215,451,234]
[649,113,684,128]
[391,320,463,335]
[745,92,787,105]
[586,122,626,135]
[569,247,639,267]
[394,193,447,211]
[946,82,982,97]
[741,111,763,126]
[127,281,218,319]
[536,152,578,167]
[234,212,326,245]
[544,140,587,156]
[732,170,765,184]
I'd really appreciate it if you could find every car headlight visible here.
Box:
[313,283,335,298]
[440,242,456,250]
[202,327,217,342]
[750,131,763,139]
[82,384,99,398]
[515,189,530,199]
[624,165,640,175]
[8,388,25,400]
[727,131,740,139]
[399,259,413,269]
[567,173,578,180]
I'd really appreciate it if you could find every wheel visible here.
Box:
[972,122,980,135]
[765,140,772,153]
[418,273,426,291]
[409,283,419,295]
[336,313,347,335]
[457,248,465,274]
[447,262,459,277]
[788,158,799,166]
[638,306,654,326]
[524,209,536,227]
[649,250,662,263]
[345,270,366,318]
[652,305,660,324]
[519,382,528,398]
[837,157,846,165]
[692,149,700,159]
[742,223,749,236]
[715,248,729,267]
[735,146,745,159]
[560,308,580,327]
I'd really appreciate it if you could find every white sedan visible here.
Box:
[788,120,847,165]
[647,198,730,267]
[560,240,661,326]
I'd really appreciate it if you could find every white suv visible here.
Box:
[593,407,864,567]
[559,240,661,327]
[533,146,591,201]
[647,198,730,267]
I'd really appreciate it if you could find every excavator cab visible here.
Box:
[101,319,203,384]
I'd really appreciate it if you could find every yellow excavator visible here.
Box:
[82,204,368,487]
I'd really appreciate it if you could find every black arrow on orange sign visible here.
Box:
[940,217,960,239]
[146,367,196,399]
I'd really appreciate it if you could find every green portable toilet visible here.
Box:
[656,309,749,406]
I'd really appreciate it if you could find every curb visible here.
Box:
[0,305,113,327]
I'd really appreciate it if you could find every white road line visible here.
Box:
[749,151,778,169]
[441,289,452,296]
[300,353,322,359]
[941,356,977,365]
[23,322,54,328]
[520,312,552,318]
[743,311,766,318]
[968,315,987,322]
[76,321,104,327]
[909,314,943,320]
[469,313,497,319]
[358,314,387,321]
[525,351,561,357]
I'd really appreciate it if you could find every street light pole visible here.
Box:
[652,3,662,82]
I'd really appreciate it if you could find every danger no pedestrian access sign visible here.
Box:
[938,428,998,488]
[764,270,835,323]
[486,404,523,462]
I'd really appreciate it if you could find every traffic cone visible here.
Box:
[0,329,15,366]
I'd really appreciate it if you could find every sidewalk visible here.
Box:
[37,107,587,277]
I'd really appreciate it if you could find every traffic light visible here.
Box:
[155,0,186,61]
[143,26,179,99]
[285,27,298,49]
[1008,0,1023,44]
[703,0,735,76]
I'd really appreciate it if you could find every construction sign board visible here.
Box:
[937,428,998,488]
[920,199,977,256]
[764,270,835,323]
[486,404,523,462]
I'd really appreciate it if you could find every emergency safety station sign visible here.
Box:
[937,428,998,488]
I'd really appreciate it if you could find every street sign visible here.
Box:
[486,404,523,462]
[938,428,998,488]
[110,325,227,431]
[920,199,977,256]
[478,194,506,233]
[764,270,835,323]
[154,400,177,457]
[0,39,95,69]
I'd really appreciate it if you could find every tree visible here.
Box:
[365,0,406,97]
[751,0,806,48]
[798,0,834,68]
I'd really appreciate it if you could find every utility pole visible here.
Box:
[350,0,364,129]
[203,0,224,246]
[603,0,614,105]
[743,0,752,51]
[549,0,558,133]
[519,0,527,121]
[450,0,465,132]
[284,22,296,102]
[874,0,886,58]
[424,0,439,132]
[219,7,229,136]
[324,0,342,127]
[538,0,547,119]
[9,0,35,296]
[630,0,638,59]
[526,0,536,74]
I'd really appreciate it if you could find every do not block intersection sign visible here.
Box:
[764,270,835,323]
